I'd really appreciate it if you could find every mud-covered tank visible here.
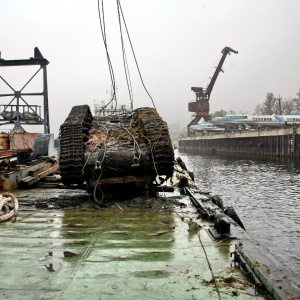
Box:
[59,105,174,197]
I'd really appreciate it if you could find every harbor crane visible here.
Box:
[187,46,238,135]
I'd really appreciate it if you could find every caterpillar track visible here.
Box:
[59,105,174,195]
[59,105,93,185]
[135,108,174,179]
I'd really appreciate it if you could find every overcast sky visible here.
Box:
[1,0,300,137]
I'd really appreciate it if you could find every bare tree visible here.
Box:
[282,98,295,114]
[292,88,300,112]
[254,103,263,115]
[262,93,277,114]
[212,109,228,117]
[216,88,300,116]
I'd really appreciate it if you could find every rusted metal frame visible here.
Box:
[0,49,50,133]
[0,59,49,67]
[0,103,41,112]
[42,64,50,134]
[20,66,42,92]
[19,96,42,119]
[18,67,44,122]
[0,96,15,110]
[0,75,15,92]
[0,68,43,122]
[0,94,15,97]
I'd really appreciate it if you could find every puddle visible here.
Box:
[39,251,78,272]
[47,251,78,258]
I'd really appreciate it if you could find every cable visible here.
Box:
[93,165,105,206]
[81,144,98,174]
[117,0,156,110]
[91,120,109,205]
[93,120,109,164]
[97,0,118,115]
[116,0,134,111]
[119,123,141,161]
[198,230,222,300]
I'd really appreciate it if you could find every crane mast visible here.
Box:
[187,47,238,135]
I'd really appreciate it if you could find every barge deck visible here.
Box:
[1,186,299,299]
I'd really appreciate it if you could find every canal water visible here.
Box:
[176,149,300,277]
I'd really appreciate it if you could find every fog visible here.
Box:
[1,0,300,137]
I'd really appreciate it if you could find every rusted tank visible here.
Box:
[59,105,174,197]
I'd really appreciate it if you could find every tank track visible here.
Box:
[59,105,93,185]
[136,108,174,179]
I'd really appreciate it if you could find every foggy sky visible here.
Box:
[1,0,300,137]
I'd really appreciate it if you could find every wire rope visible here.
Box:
[90,119,109,205]
[116,0,134,111]
[97,0,118,115]
[118,123,141,160]
[197,230,222,300]
[117,0,156,110]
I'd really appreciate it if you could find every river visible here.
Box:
[175,149,300,277]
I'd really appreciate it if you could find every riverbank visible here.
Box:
[178,127,300,159]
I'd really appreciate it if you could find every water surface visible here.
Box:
[176,150,300,276]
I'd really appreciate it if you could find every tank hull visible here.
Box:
[59,106,174,195]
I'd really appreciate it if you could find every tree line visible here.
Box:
[212,88,300,117]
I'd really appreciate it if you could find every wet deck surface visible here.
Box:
[0,192,267,299]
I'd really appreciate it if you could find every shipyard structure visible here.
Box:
[178,126,299,159]
[179,46,300,159]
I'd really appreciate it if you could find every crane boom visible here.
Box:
[204,47,238,100]
[187,47,238,134]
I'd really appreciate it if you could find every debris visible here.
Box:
[0,192,18,222]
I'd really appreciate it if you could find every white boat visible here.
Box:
[189,123,225,133]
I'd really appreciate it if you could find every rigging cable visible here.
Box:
[119,123,142,162]
[95,120,109,196]
[116,0,134,111]
[92,120,109,205]
[117,0,156,110]
[97,0,118,115]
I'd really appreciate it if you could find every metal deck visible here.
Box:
[0,193,267,300]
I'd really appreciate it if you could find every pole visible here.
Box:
[278,95,282,115]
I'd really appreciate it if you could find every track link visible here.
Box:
[136,108,174,179]
[59,105,93,185]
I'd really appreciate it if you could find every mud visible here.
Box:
[11,187,185,213]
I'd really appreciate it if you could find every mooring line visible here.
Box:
[197,230,222,300]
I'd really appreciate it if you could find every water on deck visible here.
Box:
[0,193,267,300]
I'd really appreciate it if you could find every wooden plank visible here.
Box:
[20,164,60,187]
[28,162,52,176]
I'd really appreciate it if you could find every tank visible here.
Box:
[59,105,174,197]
